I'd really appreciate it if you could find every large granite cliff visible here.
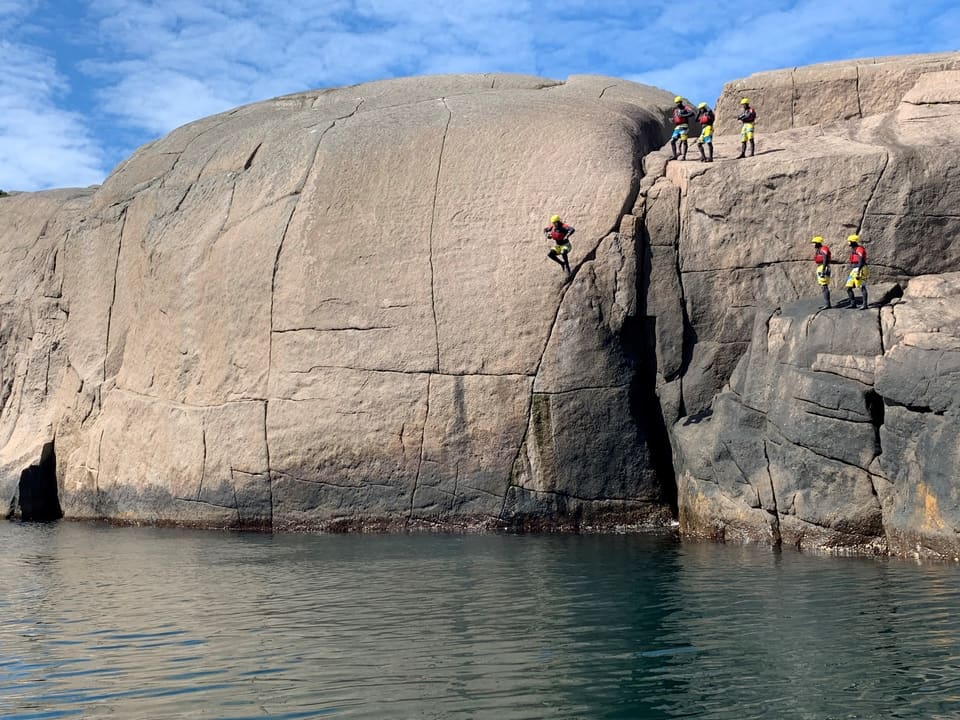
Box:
[2,56,958,557]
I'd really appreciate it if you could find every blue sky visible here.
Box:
[2,0,958,191]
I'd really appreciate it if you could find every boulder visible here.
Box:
[1,74,678,530]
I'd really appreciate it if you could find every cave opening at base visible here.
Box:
[18,440,62,522]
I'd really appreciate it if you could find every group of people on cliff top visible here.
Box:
[669,96,756,162]
[546,96,868,297]
[811,234,869,310]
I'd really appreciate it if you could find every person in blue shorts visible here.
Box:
[670,96,695,160]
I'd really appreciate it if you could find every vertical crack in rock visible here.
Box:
[409,374,432,521]
[261,399,273,530]
[790,68,797,129]
[500,391,534,520]
[858,150,890,233]
[103,206,128,382]
[95,429,104,515]
[427,99,452,372]
[196,427,207,502]
[762,438,782,545]
[268,203,298,387]
[229,468,242,529]
[855,65,864,118]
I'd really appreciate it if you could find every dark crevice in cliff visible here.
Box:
[883,397,945,416]
[243,143,262,171]
[761,438,782,545]
[427,99,451,373]
[17,441,62,522]
[103,206,128,382]
[866,390,885,457]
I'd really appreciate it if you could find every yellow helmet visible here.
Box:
[550,214,561,224]
[811,236,824,244]
[740,98,750,105]
[697,102,707,109]
[847,234,860,244]
[674,96,683,103]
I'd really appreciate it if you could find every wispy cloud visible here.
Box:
[632,0,960,106]
[0,39,105,191]
[3,0,960,191]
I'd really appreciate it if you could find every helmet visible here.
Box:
[674,96,683,103]
[847,234,860,244]
[697,102,707,109]
[740,98,750,105]
[550,214,561,224]
[811,236,824,244]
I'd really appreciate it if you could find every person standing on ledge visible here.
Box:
[845,234,869,309]
[811,236,832,309]
[545,214,574,276]
[737,98,757,158]
[696,102,715,162]
[670,96,695,160]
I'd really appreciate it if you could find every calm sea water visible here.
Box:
[2,522,959,719]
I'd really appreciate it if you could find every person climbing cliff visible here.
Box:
[545,214,574,275]
[670,97,695,160]
[845,234,868,309]
[811,236,832,309]
[737,98,756,158]
[696,102,715,162]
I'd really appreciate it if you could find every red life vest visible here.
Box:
[849,245,866,264]
[698,109,715,126]
[547,224,572,242]
[673,106,692,125]
[739,107,757,123]
[814,246,831,265]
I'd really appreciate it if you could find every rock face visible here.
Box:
[643,55,960,557]
[0,74,676,530]
[2,55,959,557]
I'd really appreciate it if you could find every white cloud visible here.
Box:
[631,0,960,106]
[0,40,105,191]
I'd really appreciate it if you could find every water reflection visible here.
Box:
[1,523,959,719]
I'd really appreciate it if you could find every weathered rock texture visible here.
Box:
[0,74,676,530]
[2,55,959,557]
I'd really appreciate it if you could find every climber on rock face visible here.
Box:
[670,96,695,160]
[811,236,832,309]
[737,98,756,158]
[545,214,574,275]
[845,234,869,309]
[696,102,715,162]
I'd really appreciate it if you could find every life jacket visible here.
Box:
[673,106,692,125]
[547,224,572,243]
[814,246,831,265]
[739,107,757,123]
[849,245,866,265]
[698,109,715,126]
